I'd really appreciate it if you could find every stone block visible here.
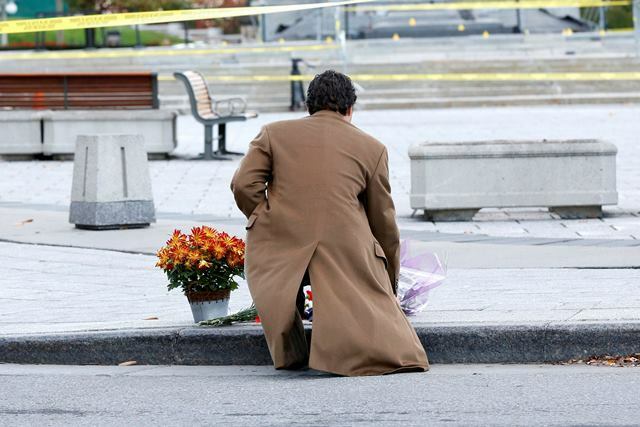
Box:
[69,134,156,229]
[42,110,177,155]
[409,139,618,221]
[0,111,44,154]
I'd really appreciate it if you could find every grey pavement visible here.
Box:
[2,206,640,269]
[1,364,639,426]
[1,105,640,240]
[1,105,640,365]
[1,241,638,336]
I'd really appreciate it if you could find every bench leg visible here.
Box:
[200,124,231,161]
[424,209,479,222]
[214,123,244,156]
[549,206,603,219]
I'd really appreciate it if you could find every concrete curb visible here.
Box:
[1,323,638,366]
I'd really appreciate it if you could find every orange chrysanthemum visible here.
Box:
[202,226,217,238]
[190,226,210,249]
[167,229,187,247]
[198,259,212,270]
[226,251,244,268]
[211,241,227,260]
[157,227,245,273]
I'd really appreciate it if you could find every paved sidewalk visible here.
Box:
[2,206,639,270]
[2,241,638,337]
[1,239,638,365]
[1,105,639,365]
[1,105,639,239]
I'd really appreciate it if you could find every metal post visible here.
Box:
[204,125,214,160]
[217,123,227,154]
[635,0,640,56]
[151,73,159,109]
[334,6,340,43]
[56,0,64,46]
[515,0,522,33]
[201,123,236,160]
[85,28,96,49]
[290,58,305,111]
[344,5,350,40]
[0,0,7,47]
[256,0,266,42]
[598,6,606,31]
[339,6,348,73]
[135,25,142,48]
[36,32,46,50]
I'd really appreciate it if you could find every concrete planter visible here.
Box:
[186,290,231,323]
[0,111,45,155]
[409,139,618,221]
[42,110,177,155]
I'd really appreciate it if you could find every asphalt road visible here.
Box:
[0,364,638,426]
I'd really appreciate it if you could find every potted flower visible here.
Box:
[156,226,245,323]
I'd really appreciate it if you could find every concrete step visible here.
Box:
[161,80,640,98]
[161,91,640,112]
[357,92,640,110]
[4,35,639,74]
[6,34,639,112]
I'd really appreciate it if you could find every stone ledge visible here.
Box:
[408,139,618,159]
[1,322,638,366]
[42,109,177,155]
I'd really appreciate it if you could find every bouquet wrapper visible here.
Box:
[397,240,446,316]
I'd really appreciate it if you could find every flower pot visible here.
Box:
[186,290,231,323]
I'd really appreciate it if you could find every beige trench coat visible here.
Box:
[231,110,428,376]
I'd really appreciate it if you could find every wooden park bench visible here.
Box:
[0,72,177,156]
[0,72,159,110]
[174,70,258,160]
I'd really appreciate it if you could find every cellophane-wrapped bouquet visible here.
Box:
[397,239,447,316]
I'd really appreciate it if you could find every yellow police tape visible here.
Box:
[346,0,632,12]
[0,0,374,35]
[0,43,337,61]
[157,72,640,82]
[0,0,633,35]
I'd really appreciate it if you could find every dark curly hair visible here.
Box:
[306,70,357,116]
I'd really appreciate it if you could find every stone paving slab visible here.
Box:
[1,105,639,240]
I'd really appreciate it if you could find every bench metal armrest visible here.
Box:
[213,97,247,117]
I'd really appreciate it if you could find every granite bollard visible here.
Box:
[409,139,618,221]
[69,134,156,230]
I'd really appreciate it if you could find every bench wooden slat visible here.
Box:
[0,73,158,110]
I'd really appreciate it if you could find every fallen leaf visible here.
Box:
[144,316,159,320]
[118,360,137,366]
[569,353,640,367]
